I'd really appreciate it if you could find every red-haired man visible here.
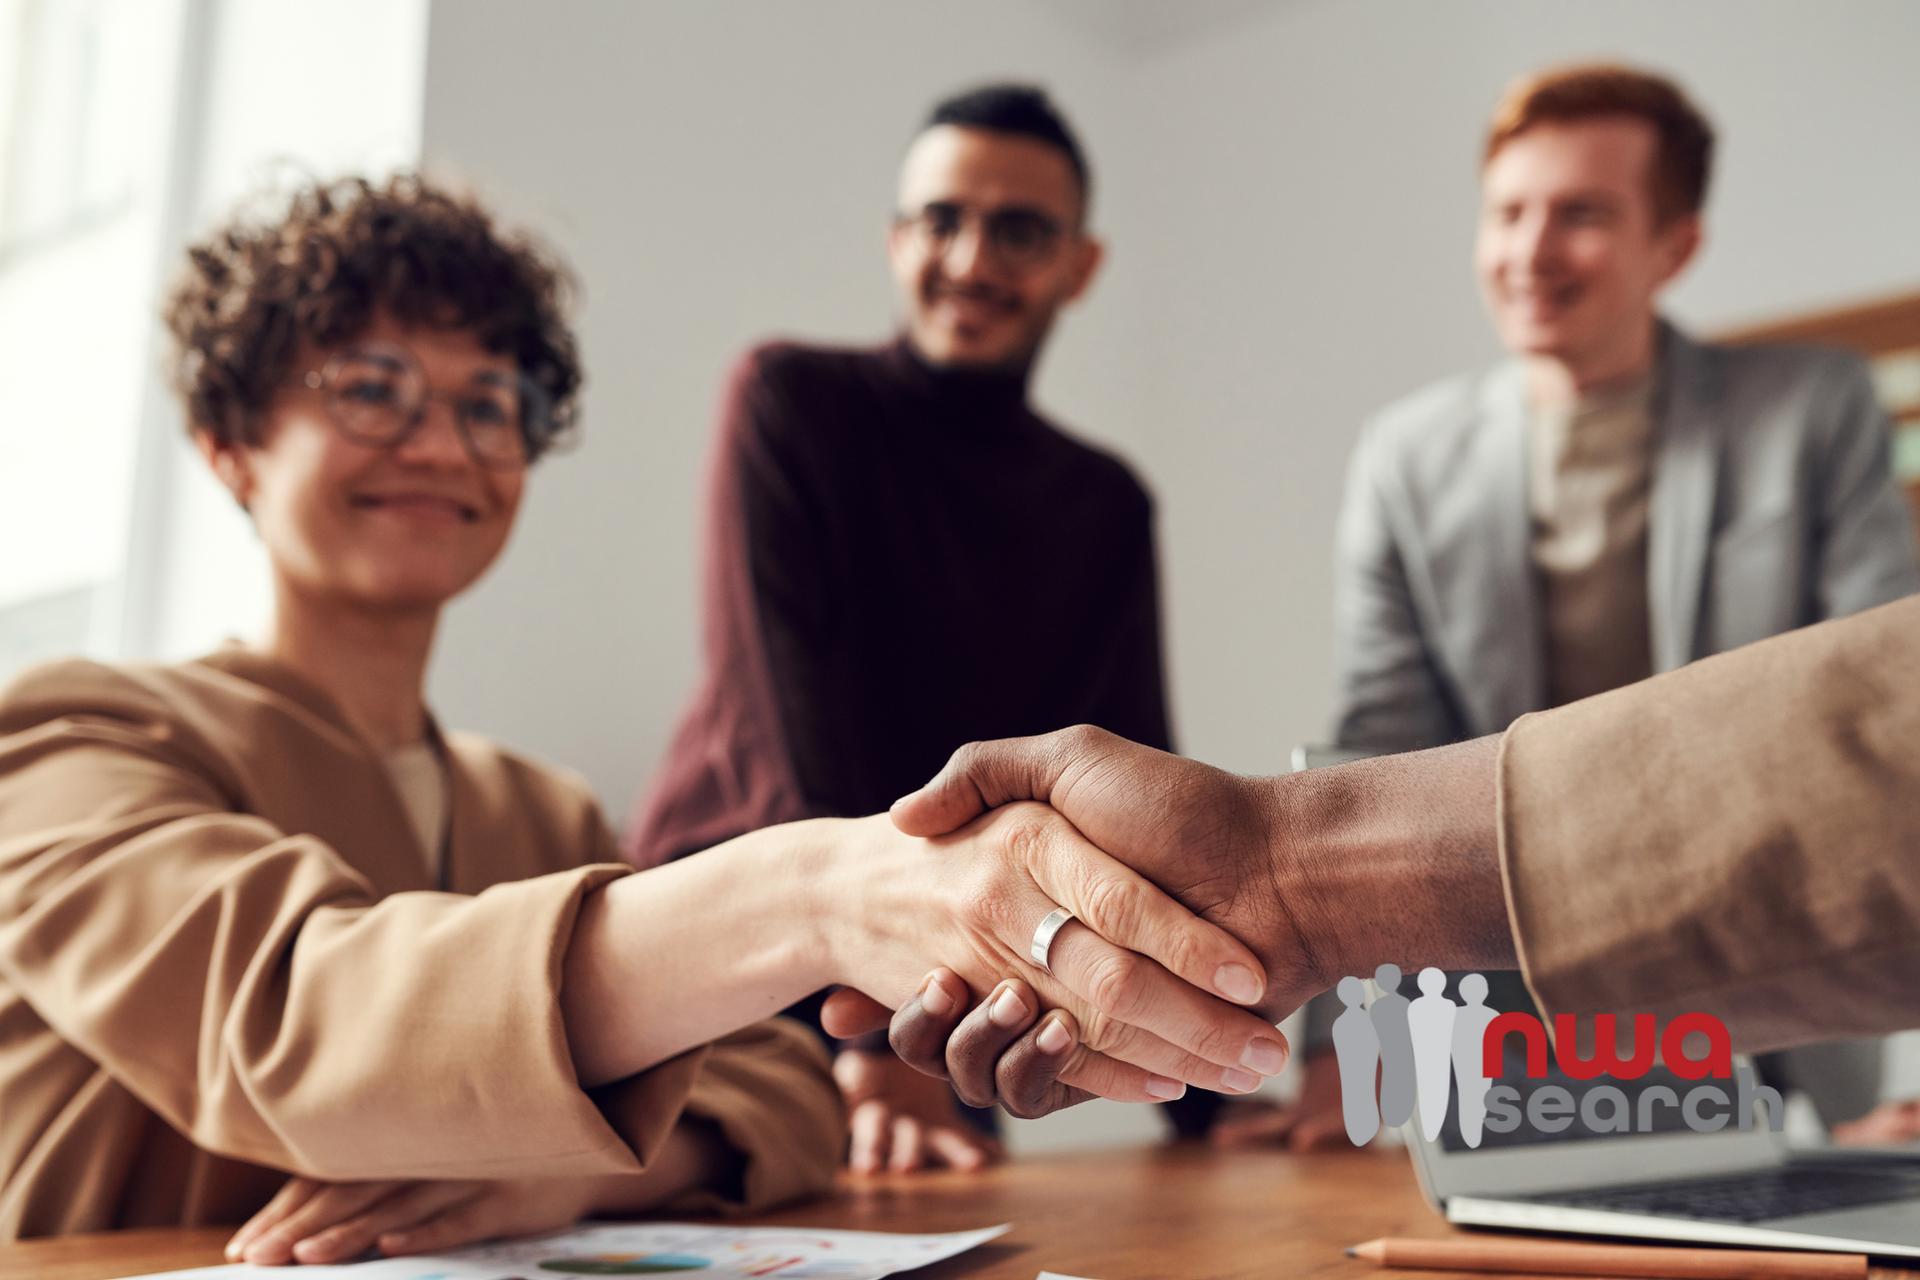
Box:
[1273,65,1920,1149]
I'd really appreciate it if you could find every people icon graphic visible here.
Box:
[1329,967,1501,1148]
[1369,963,1416,1129]
[1329,972,1754,1147]
[1450,972,1499,1147]
[1331,976,1381,1145]
[1407,966,1456,1142]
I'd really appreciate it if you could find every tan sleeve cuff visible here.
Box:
[1496,597,1920,1050]
[588,1045,713,1170]
[228,864,658,1180]
[665,1017,844,1213]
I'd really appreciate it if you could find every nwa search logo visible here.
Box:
[1332,965,1783,1147]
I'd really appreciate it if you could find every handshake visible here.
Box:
[816,725,1516,1120]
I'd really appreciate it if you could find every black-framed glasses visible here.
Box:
[895,200,1068,272]
[295,342,551,471]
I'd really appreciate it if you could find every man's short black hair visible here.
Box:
[924,83,1090,199]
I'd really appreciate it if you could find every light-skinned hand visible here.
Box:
[225,1175,604,1266]
[225,1120,734,1265]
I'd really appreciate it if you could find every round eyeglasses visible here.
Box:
[295,342,551,471]
[895,200,1069,273]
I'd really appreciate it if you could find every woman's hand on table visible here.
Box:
[1834,1098,1920,1146]
[225,1175,605,1265]
[226,1120,736,1265]
[832,1048,1003,1173]
[1206,1048,1350,1150]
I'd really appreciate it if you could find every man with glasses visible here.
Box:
[627,84,1196,1170]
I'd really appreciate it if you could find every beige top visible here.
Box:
[0,649,843,1240]
[383,741,447,879]
[1528,372,1657,706]
[1499,592,1920,1051]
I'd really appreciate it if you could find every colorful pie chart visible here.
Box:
[537,1254,710,1274]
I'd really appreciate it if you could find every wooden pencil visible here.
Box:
[1344,1236,1869,1279]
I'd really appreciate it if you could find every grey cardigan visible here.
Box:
[1332,321,1920,752]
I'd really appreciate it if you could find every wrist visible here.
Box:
[801,816,876,994]
[1249,771,1342,1000]
[765,818,842,997]
[808,813,938,1003]
[1261,736,1512,989]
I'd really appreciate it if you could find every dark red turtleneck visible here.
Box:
[626,336,1172,863]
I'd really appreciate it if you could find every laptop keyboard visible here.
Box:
[1526,1165,1920,1224]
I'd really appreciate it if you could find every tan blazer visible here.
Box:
[1499,592,1920,1051]
[0,649,842,1240]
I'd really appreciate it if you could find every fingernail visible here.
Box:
[1214,963,1263,1004]
[920,976,954,1018]
[1221,1067,1260,1092]
[1036,1018,1072,1054]
[989,986,1029,1028]
[1145,1076,1187,1100]
[1241,1036,1287,1076]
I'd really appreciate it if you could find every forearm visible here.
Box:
[563,812,988,1087]
[562,822,841,1085]
[1499,598,1920,1047]
[1256,735,1514,999]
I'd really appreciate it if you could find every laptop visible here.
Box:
[1284,747,1920,1257]
[1402,1049,1920,1257]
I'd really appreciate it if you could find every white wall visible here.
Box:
[121,0,430,663]
[0,0,185,677]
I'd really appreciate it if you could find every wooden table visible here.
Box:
[0,1143,1887,1280]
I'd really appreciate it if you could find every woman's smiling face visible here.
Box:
[199,313,528,617]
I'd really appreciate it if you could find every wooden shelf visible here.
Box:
[1717,288,1920,356]
[1716,287,1920,533]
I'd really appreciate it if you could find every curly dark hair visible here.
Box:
[163,172,582,459]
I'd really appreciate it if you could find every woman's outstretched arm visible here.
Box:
[561,804,1292,1103]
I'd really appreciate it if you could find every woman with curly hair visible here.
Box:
[0,175,1284,1259]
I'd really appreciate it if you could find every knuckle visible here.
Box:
[997,804,1055,862]
[951,1071,999,1110]
[1077,872,1149,941]
[1074,1003,1120,1054]
[1077,947,1150,1022]
[997,1070,1052,1119]
[1059,723,1104,753]
[999,1052,1084,1120]
[946,1047,1002,1109]
[1183,1013,1248,1066]
[1154,926,1212,985]
[889,1032,948,1078]
[1001,1093,1047,1120]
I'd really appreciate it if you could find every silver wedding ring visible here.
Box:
[1029,906,1077,976]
